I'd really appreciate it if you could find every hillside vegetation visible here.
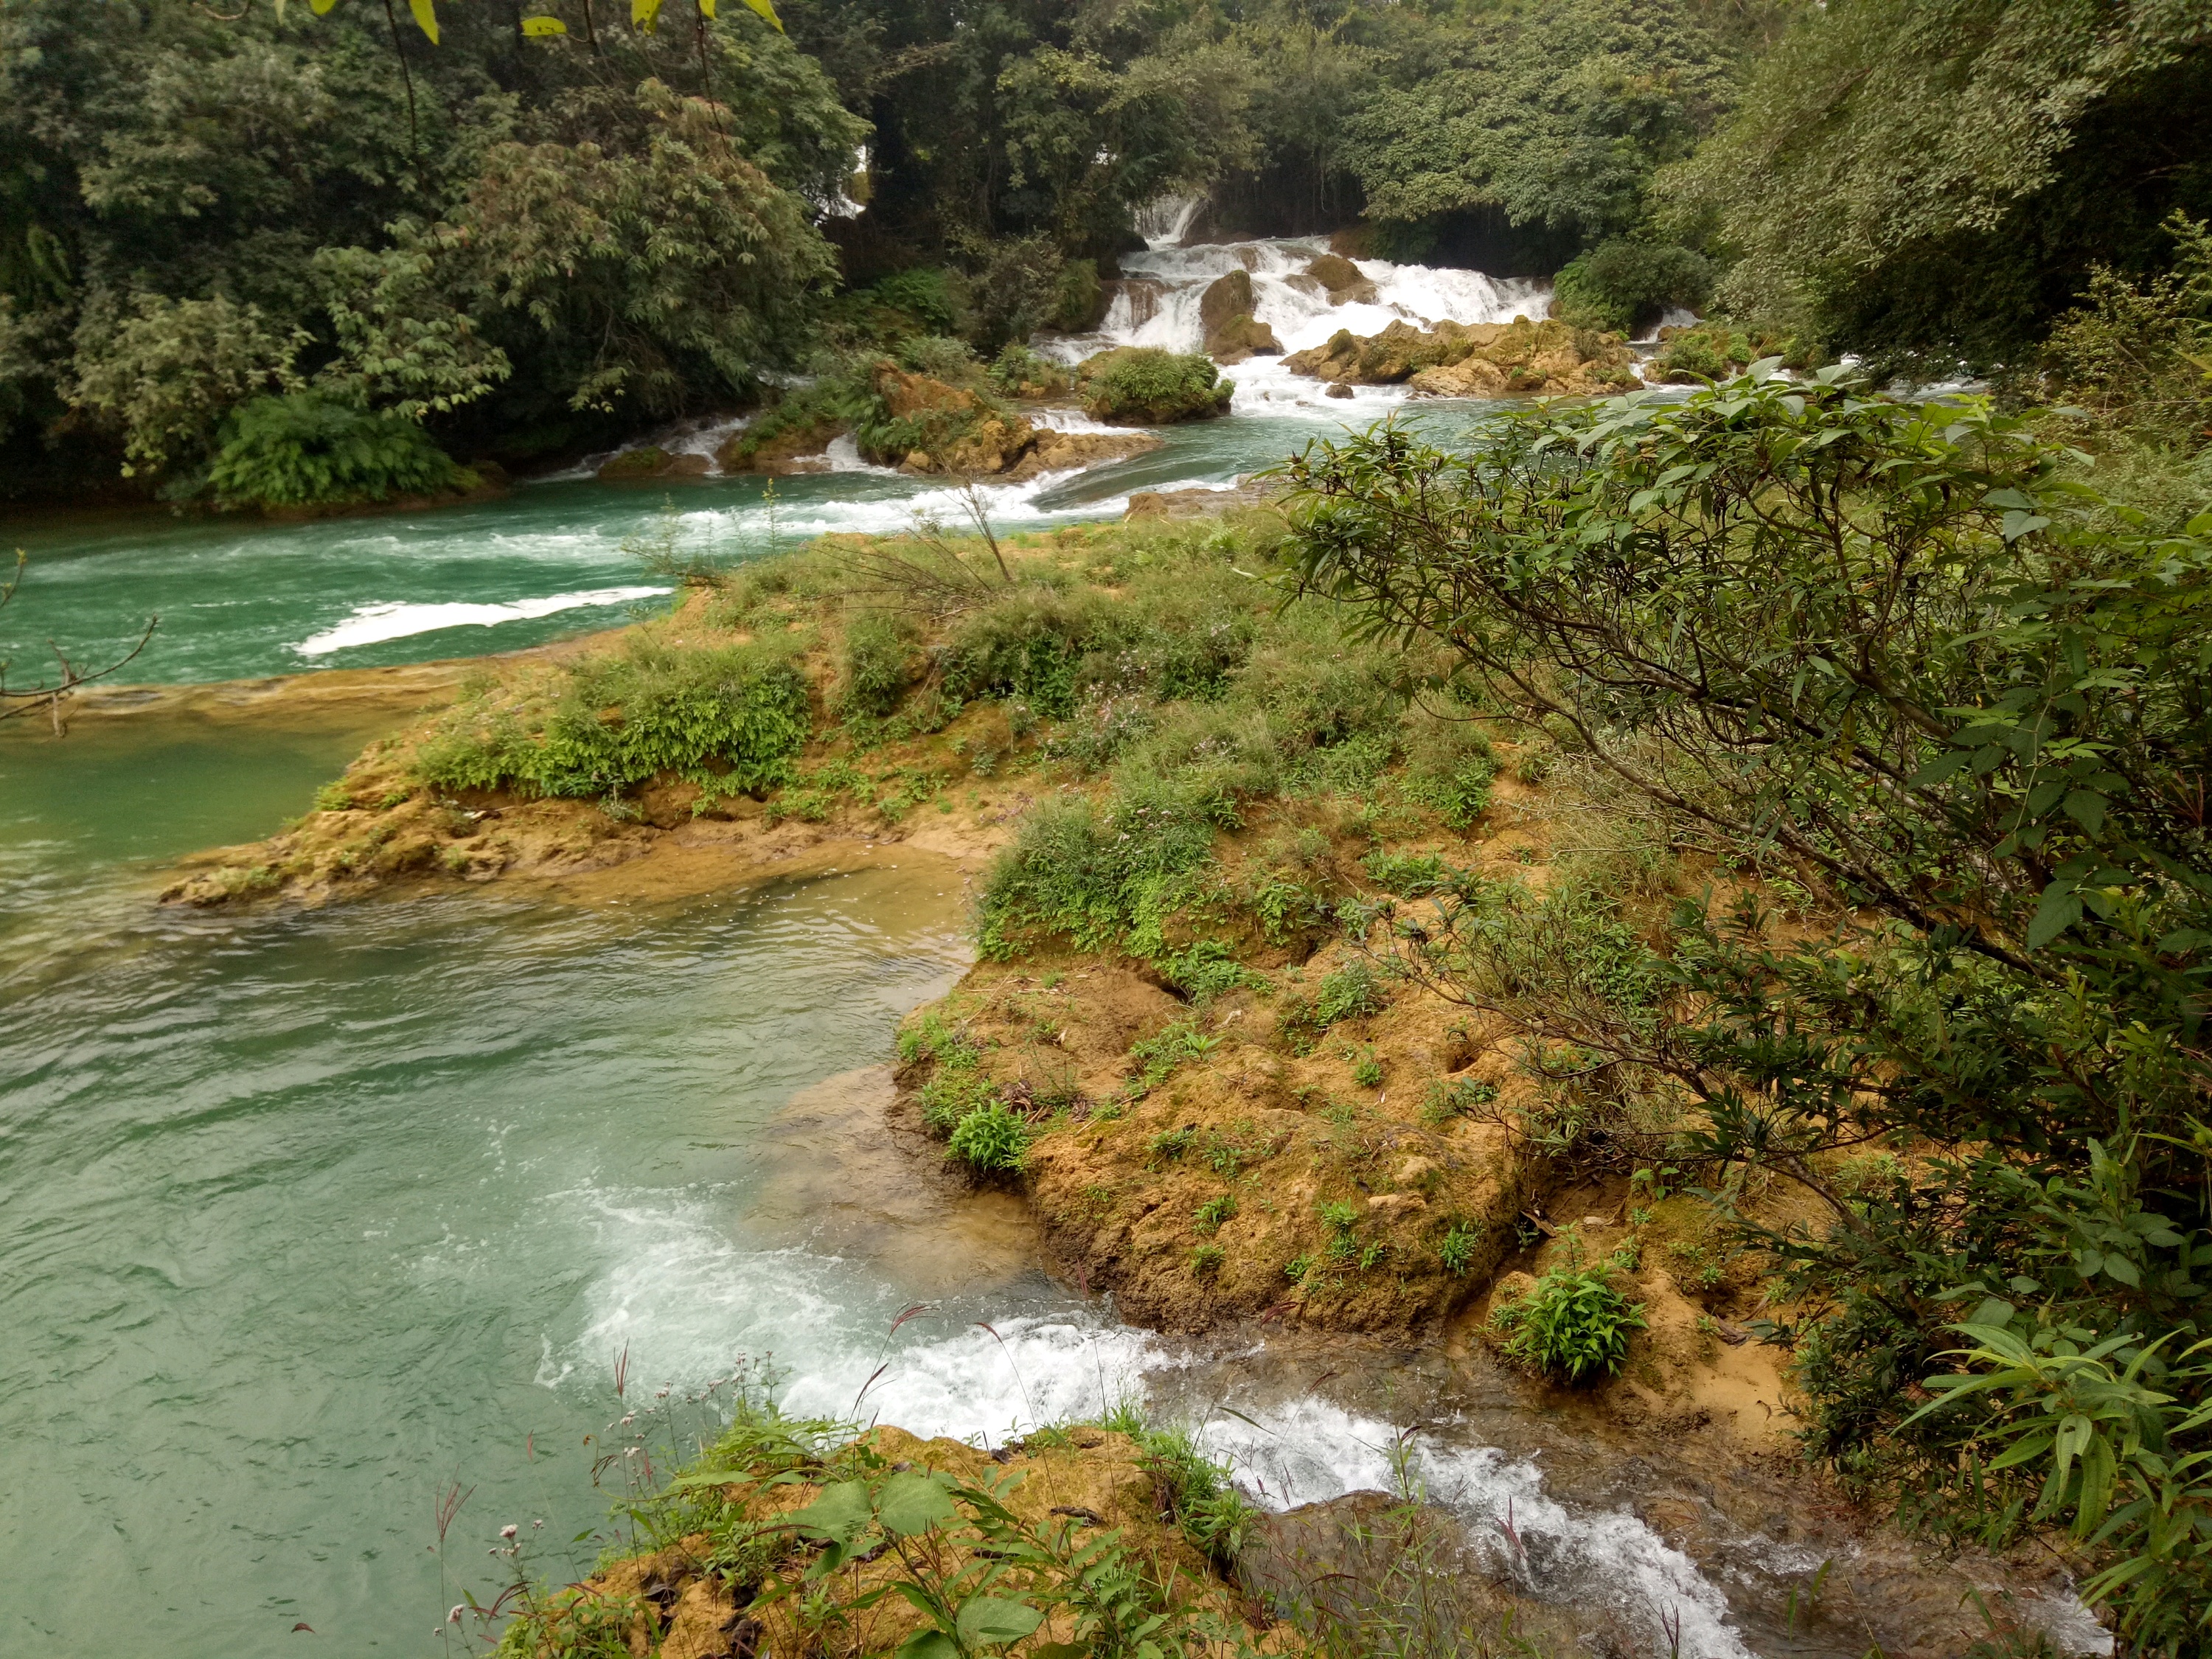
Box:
[7,0,2205,504]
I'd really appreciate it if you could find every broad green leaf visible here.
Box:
[896,1633,959,1659]
[633,0,665,27]
[2061,790,2108,834]
[2025,883,2082,950]
[787,1479,873,1543]
[876,1471,958,1537]
[407,0,439,41]
[521,14,568,32]
[957,1596,1044,1648]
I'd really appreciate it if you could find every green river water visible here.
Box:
[0,397,2108,1659]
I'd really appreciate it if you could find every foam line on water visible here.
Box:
[557,1191,1159,1443]
[291,585,669,655]
[1194,1396,1775,1659]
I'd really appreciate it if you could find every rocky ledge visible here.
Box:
[1284,316,1638,397]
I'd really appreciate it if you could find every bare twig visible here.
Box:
[0,551,158,736]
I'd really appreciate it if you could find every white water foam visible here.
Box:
[556,1188,1158,1443]
[822,434,902,476]
[1051,233,1553,417]
[1194,1396,1782,1659]
[291,585,669,655]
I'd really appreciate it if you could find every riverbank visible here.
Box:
[138,504,2113,1655]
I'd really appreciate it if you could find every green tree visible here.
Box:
[1667,0,2212,364]
[1281,369,2212,1641]
[453,81,839,413]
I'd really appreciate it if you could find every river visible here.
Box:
[0,237,2107,1658]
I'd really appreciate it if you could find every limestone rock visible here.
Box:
[1304,253,1377,306]
[597,446,710,481]
[1284,316,1637,397]
[1198,269,1283,362]
[1003,428,1163,482]
[1325,381,1354,399]
[717,417,842,475]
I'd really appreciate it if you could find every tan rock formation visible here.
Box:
[1283,316,1638,397]
[1304,252,1378,305]
[1197,268,1282,363]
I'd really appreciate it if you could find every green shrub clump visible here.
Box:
[1551,238,1714,335]
[1491,1260,1646,1384]
[978,779,1233,958]
[414,637,809,804]
[208,392,466,507]
[1077,347,1234,424]
[946,1099,1032,1174]
[838,612,918,717]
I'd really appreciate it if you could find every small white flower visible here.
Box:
[450,1605,465,1624]
[501,1525,518,1540]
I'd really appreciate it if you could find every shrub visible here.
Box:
[207,392,465,507]
[1152,940,1248,1001]
[414,637,808,803]
[858,266,963,335]
[1491,1260,1646,1383]
[947,1100,1032,1173]
[1402,720,1498,827]
[896,333,980,382]
[839,612,917,717]
[1420,1075,1498,1127]
[1077,347,1234,424]
[977,778,1233,958]
[1551,238,1714,335]
[1438,1223,1480,1276]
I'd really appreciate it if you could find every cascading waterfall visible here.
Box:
[1057,220,1556,414]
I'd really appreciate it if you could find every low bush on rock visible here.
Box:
[1077,348,1234,424]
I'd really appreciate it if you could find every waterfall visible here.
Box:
[1064,234,1554,413]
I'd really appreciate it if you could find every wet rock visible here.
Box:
[1199,270,1283,363]
[597,445,710,481]
[866,364,1037,474]
[1003,428,1162,483]
[1283,317,1637,397]
[718,415,844,475]
[1325,381,1355,398]
[1304,253,1378,306]
[1123,479,1276,519]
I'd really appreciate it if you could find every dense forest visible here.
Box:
[1,0,2206,505]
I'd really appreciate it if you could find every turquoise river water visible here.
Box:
[0,393,2107,1659]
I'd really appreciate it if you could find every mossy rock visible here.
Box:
[1077,347,1235,425]
[597,445,674,480]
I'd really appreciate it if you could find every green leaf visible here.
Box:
[787,1479,874,1543]
[896,1634,960,1659]
[2061,790,2108,834]
[956,1596,1044,1648]
[632,0,664,26]
[520,13,567,32]
[877,1472,958,1537]
[2001,510,2052,542]
[740,0,782,22]
[2026,883,2082,950]
[406,0,439,41]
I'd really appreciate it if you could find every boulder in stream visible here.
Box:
[1198,268,1284,363]
[597,445,711,481]
[1283,316,1638,397]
